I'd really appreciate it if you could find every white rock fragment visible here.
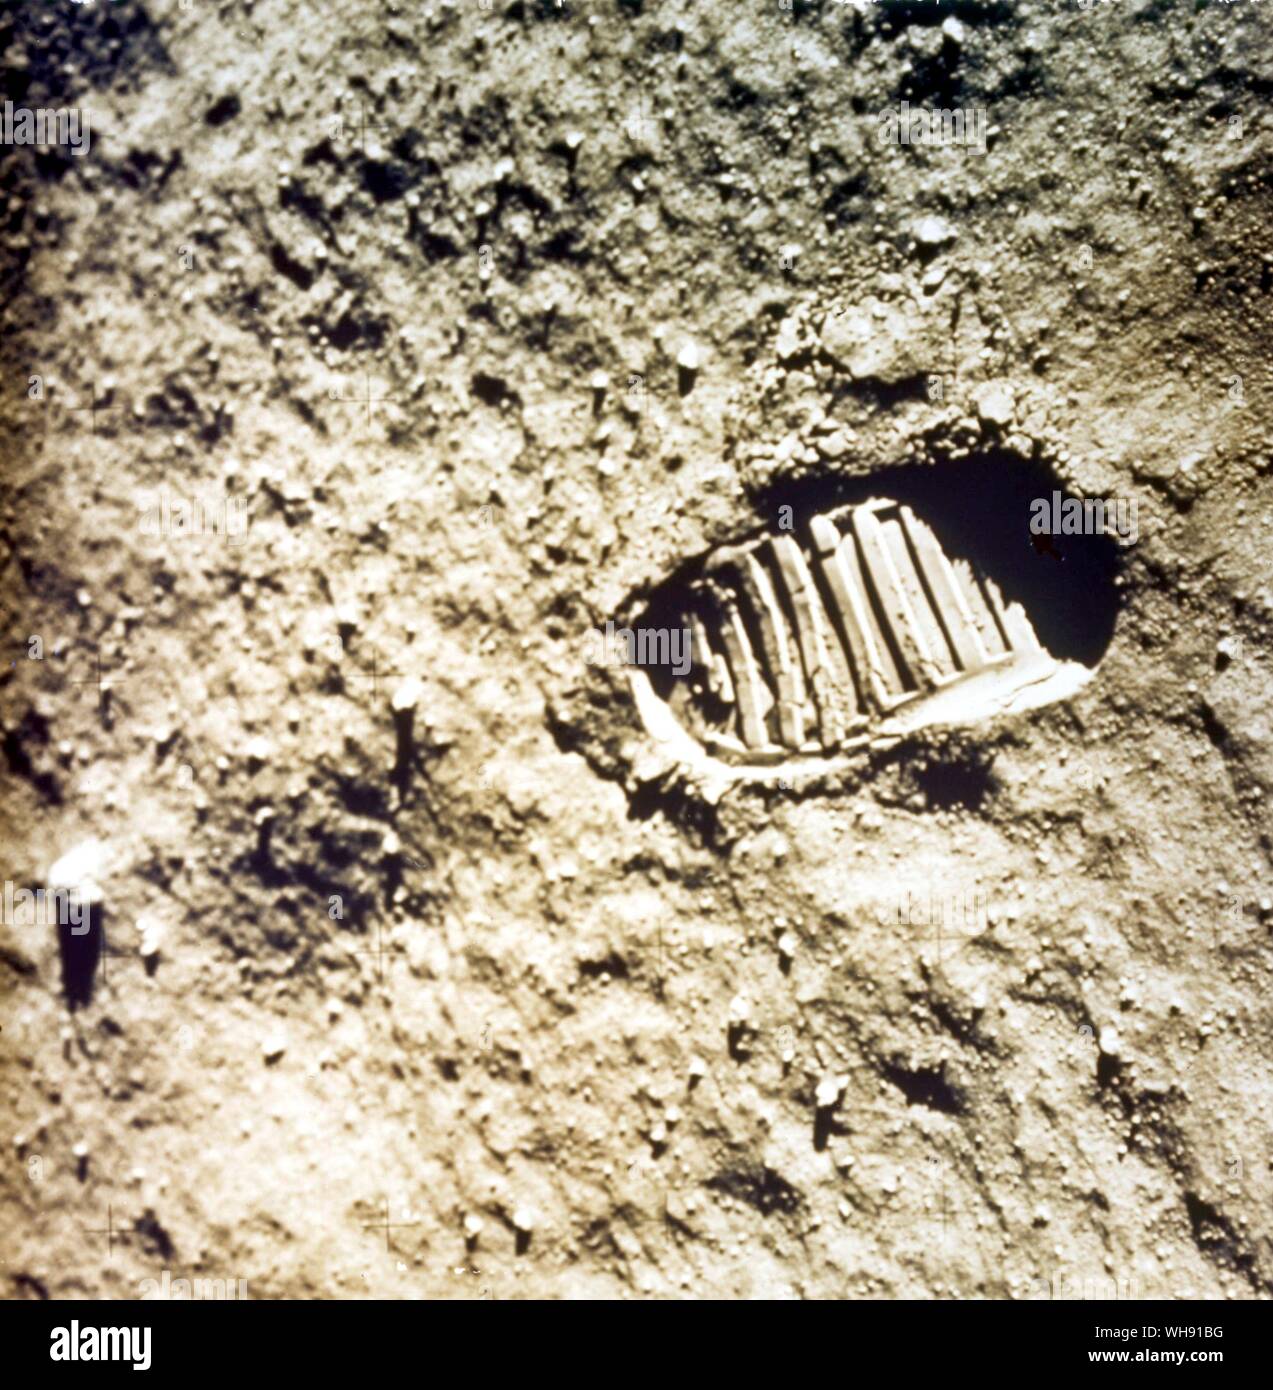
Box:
[915,215,957,249]
[974,381,1015,426]
[48,839,107,908]
[942,16,965,45]
[136,915,164,960]
[688,1055,707,1080]
[245,735,273,765]
[512,1206,536,1234]
[777,931,797,963]
[728,994,751,1026]
[775,316,802,363]
[262,1029,288,1063]
[1098,1025,1122,1058]
[463,1213,484,1240]
[816,428,852,461]
[815,1074,847,1110]
[676,341,700,372]
[391,677,424,713]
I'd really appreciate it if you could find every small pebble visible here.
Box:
[245,736,273,766]
[915,215,957,249]
[974,382,1014,425]
[391,677,424,713]
[48,839,106,907]
[136,915,164,960]
[815,1074,847,1110]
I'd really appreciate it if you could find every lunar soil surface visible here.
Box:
[2,0,1273,1301]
